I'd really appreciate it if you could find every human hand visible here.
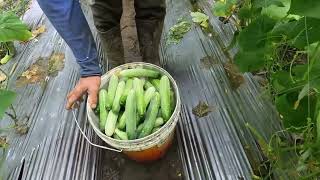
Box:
[66,76,101,110]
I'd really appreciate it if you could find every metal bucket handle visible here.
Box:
[72,110,123,152]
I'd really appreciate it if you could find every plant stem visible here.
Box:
[4,105,18,124]
[303,42,320,81]
[289,52,299,82]
[10,105,17,124]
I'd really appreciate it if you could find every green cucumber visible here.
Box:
[106,75,119,109]
[152,127,160,134]
[157,108,162,117]
[114,128,128,140]
[117,111,126,130]
[133,78,145,117]
[144,81,154,90]
[154,117,164,127]
[112,81,125,113]
[144,87,156,108]
[105,111,118,136]
[125,90,137,140]
[99,89,108,131]
[120,79,133,105]
[160,76,171,121]
[113,134,121,140]
[137,122,144,135]
[140,78,146,86]
[151,79,160,91]
[170,90,175,112]
[119,68,160,78]
[139,93,161,138]
[137,113,142,124]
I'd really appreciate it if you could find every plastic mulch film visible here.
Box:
[160,0,288,179]
[0,1,100,180]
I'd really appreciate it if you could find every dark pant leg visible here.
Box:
[134,0,166,65]
[90,0,122,32]
[135,0,166,20]
[90,0,124,69]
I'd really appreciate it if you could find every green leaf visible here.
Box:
[292,64,307,81]
[261,0,290,19]
[0,12,32,42]
[289,0,320,19]
[191,12,209,28]
[234,15,276,72]
[252,0,285,8]
[271,71,293,93]
[167,20,192,45]
[0,89,16,119]
[238,6,264,21]
[212,0,237,17]
[271,18,320,49]
[234,49,266,72]
[276,93,316,132]
[212,1,228,17]
[238,15,276,51]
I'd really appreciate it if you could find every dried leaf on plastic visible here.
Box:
[200,56,219,69]
[48,53,65,76]
[167,19,191,45]
[30,25,46,39]
[192,101,213,117]
[223,61,245,89]
[16,53,65,87]
[0,136,8,148]
[16,58,48,87]
[15,122,29,135]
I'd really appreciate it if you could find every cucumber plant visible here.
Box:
[211,0,320,178]
[0,11,31,140]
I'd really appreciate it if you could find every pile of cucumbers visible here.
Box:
[97,68,175,140]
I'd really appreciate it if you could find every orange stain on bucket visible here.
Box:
[123,132,174,162]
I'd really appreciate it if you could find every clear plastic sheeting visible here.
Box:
[161,0,285,179]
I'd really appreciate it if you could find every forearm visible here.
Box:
[37,0,101,77]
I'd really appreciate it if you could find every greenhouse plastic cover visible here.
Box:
[0,0,285,179]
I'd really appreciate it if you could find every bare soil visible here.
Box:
[100,137,184,180]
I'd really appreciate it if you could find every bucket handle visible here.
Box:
[72,110,122,153]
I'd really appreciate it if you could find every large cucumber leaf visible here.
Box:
[289,0,320,19]
[0,12,32,42]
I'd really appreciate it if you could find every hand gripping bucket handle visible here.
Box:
[72,110,122,152]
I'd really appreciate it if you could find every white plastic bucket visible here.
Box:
[87,62,181,162]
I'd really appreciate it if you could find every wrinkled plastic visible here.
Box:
[0,2,100,180]
[161,0,286,179]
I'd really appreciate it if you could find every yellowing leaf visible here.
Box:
[16,58,48,87]
[16,53,65,87]
[48,53,65,76]
[191,12,209,28]
[30,25,46,40]
[167,20,192,44]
